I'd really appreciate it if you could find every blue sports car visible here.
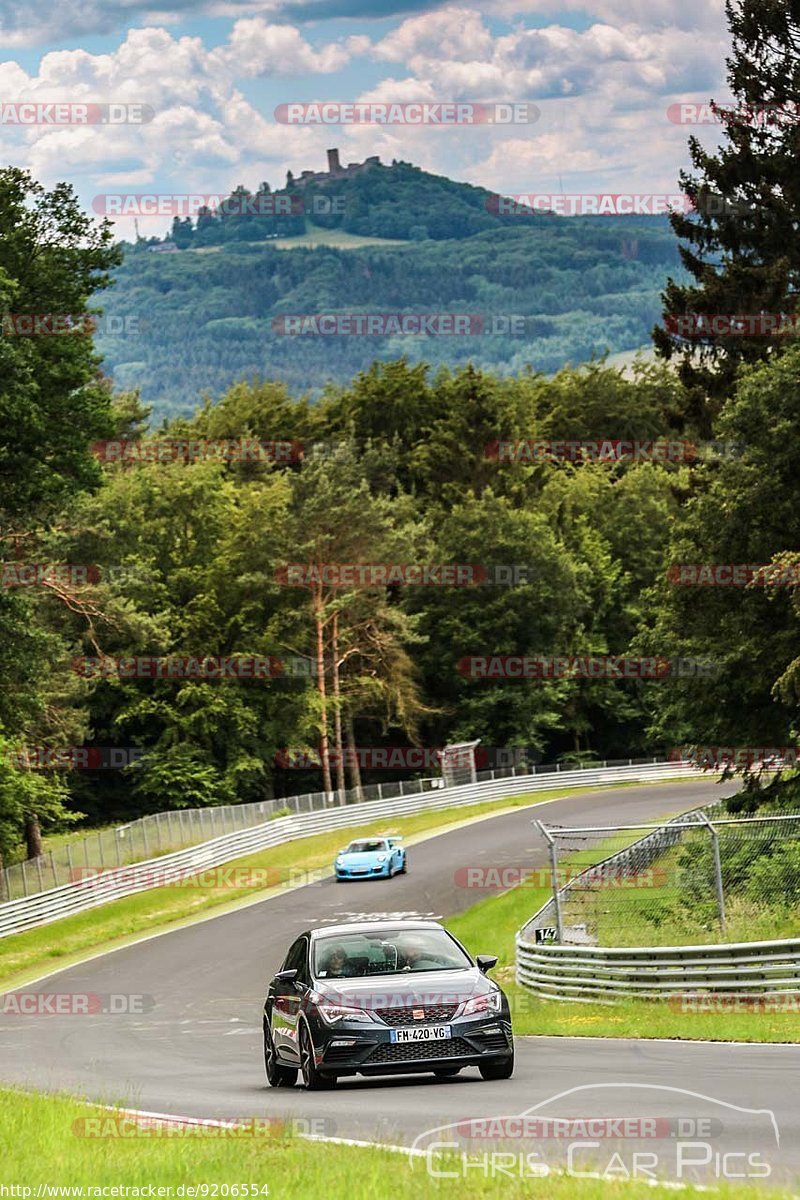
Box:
[334,835,406,881]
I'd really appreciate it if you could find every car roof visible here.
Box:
[307,919,444,940]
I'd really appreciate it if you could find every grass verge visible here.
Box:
[0,783,649,990]
[445,851,800,1044]
[0,1087,792,1199]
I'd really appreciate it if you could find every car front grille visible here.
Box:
[375,1004,459,1026]
[366,1037,473,1064]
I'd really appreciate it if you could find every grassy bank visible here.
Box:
[445,855,800,1043]
[0,1088,791,1200]
[0,783,640,990]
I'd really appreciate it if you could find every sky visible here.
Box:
[0,0,734,237]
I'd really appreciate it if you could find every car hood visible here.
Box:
[313,968,492,1008]
[336,851,385,866]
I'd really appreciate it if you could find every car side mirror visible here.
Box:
[273,968,298,986]
[476,955,498,974]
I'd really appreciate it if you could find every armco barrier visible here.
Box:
[0,760,696,939]
[516,802,800,1003]
[515,935,800,1003]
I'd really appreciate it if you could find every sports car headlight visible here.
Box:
[376,854,387,862]
[461,991,503,1017]
[316,1001,376,1025]
[335,857,345,867]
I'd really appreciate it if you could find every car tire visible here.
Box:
[299,1022,337,1090]
[433,1067,461,1079]
[399,856,407,874]
[479,1053,514,1081]
[264,1022,298,1088]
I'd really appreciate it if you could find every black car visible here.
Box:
[263,919,514,1089]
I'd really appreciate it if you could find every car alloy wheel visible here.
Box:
[264,1021,297,1088]
[299,1022,336,1090]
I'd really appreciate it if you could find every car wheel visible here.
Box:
[299,1022,337,1090]
[433,1067,461,1079]
[264,1021,298,1088]
[479,1053,514,1081]
[399,856,407,874]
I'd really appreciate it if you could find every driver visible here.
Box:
[322,944,355,978]
[397,937,440,972]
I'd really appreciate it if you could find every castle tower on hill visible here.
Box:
[294,148,381,188]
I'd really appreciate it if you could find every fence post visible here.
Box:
[20,859,29,897]
[66,841,74,880]
[142,818,149,858]
[98,831,104,868]
[535,820,563,943]
[699,813,726,935]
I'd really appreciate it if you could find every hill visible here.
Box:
[94,158,685,419]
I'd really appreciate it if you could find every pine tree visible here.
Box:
[653,0,800,435]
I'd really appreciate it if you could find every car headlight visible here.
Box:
[376,854,387,862]
[335,857,345,867]
[461,990,503,1017]
[316,1001,376,1025]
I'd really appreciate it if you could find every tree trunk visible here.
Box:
[330,610,346,802]
[25,811,43,860]
[313,586,333,794]
[345,716,363,800]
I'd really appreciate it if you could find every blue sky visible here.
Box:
[0,0,732,238]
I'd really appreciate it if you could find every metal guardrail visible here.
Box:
[0,754,678,903]
[0,759,695,939]
[516,801,800,1003]
[516,935,800,1004]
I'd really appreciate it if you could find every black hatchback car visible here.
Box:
[263,919,514,1089]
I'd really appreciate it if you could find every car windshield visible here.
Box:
[313,928,472,978]
[344,840,386,853]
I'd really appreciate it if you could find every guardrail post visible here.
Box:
[699,812,726,935]
[534,820,563,943]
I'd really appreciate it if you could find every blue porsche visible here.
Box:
[334,835,406,881]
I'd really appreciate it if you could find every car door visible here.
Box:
[271,936,309,1062]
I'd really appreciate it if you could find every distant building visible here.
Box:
[148,242,179,253]
[292,148,381,189]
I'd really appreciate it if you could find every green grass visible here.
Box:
[0,1087,792,1199]
[445,844,800,1044]
[0,783,635,990]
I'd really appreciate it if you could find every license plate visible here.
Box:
[390,1025,451,1043]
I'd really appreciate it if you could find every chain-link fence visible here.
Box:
[0,754,677,904]
[528,806,800,947]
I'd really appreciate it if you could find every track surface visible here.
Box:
[2,780,798,1187]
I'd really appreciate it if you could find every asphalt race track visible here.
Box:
[2,779,798,1188]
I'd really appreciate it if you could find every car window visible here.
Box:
[312,928,471,977]
[345,839,386,853]
[282,936,308,980]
